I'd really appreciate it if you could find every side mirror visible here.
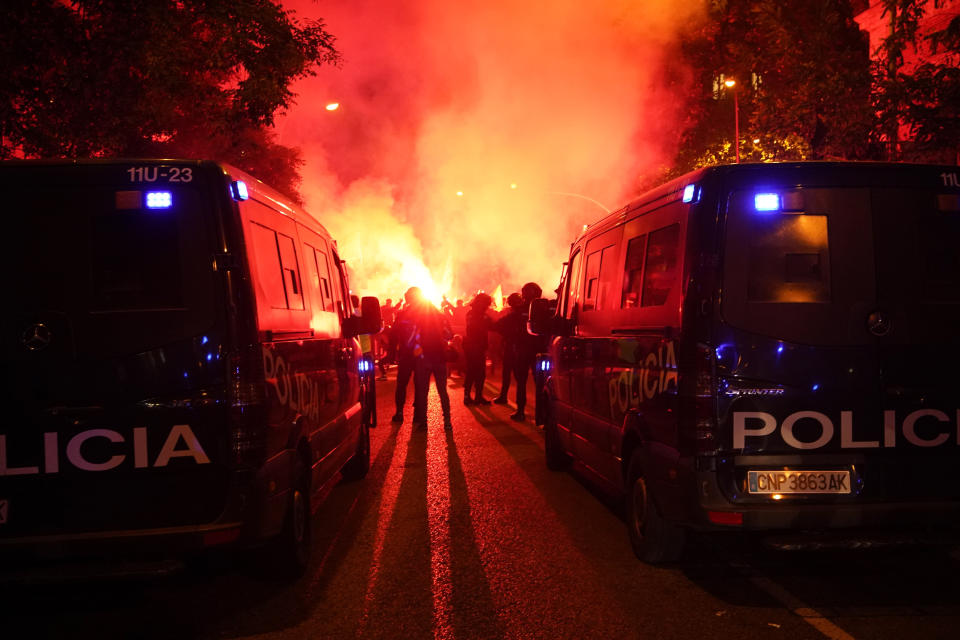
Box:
[343,296,383,338]
[359,296,383,334]
[527,298,555,336]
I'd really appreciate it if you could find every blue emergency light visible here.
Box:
[145,191,173,209]
[230,180,249,201]
[754,192,781,212]
[682,184,697,203]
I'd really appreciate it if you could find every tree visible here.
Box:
[872,0,960,162]
[745,0,875,160]
[668,0,875,178]
[0,0,339,201]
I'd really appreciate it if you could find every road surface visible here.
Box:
[4,368,960,639]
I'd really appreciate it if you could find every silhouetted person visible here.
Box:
[511,282,544,422]
[493,292,523,404]
[450,299,467,337]
[463,293,493,405]
[411,298,453,429]
[391,287,422,423]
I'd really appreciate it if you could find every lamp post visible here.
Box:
[544,191,611,214]
[505,183,612,214]
[724,78,740,164]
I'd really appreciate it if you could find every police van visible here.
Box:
[531,162,960,562]
[0,159,381,577]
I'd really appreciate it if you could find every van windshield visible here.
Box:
[722,185,960,346]
[3,166,217,357]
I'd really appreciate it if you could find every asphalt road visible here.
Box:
[5,368,960,639]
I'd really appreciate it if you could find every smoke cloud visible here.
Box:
[278,0,705,304]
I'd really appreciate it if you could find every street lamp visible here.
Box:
[510,183,611,214]
[724,78,740,164]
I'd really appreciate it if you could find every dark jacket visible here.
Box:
[392,307,418,362]
[412,304,452,361]
[493,309,523,357]
[464,307,492,352]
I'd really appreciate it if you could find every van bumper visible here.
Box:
[0,468,271,568]
[691,468,960,533]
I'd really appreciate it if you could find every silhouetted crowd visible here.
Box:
[373,283,547,430]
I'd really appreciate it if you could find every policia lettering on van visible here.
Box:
[530,162,960,563]
[0,159,381,577]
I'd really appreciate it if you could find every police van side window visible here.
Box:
[583,249,601,311]
[642,224,680,307]
[621,234,647,308]
[564,249,583,319]
[583,245,617,311]
[302,243,328,312]
[316,250,334,310]
[331,250,350,318]
[747,215,830,303]
[277,232,304,310]
[249,222,288,310]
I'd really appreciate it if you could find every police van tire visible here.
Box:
[342,422,371,481]
[626,451,684,564]
[544,409,571,471]
[270,460,312,579]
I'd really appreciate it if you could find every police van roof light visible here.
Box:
[754,193,780,212]
[682,184,697,203]
[145,191,172,209]
[230,180,249,201]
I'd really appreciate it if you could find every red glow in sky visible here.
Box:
[277,0,705,302]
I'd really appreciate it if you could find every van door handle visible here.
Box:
[336,346,354,366]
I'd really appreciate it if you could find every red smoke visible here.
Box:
[277,0,704,303]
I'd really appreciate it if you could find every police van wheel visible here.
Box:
[544,409,571,471]
[270,462,312,579]
[626,451,684,564]
[342,422,371,481]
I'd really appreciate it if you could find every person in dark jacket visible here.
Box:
[411,297,454,429]
[511,282,545,422]
[391,287,422,423]
[463,293,493,405]
[493,292,523,404]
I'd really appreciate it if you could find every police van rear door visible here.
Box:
[717,164,960,506]
[1,161,232,547]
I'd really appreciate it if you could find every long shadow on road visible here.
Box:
[443,428,508,639]
[1,417,408,640]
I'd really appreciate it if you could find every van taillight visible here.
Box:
[694,343,718,454]
[228,347,267,467]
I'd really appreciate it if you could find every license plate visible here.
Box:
[748,470,851,494]
[0,499,7,524]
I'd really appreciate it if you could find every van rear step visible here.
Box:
[0,557,185,585]
[762,529,960,551]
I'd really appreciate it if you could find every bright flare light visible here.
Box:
[325,102,340,111]
[399,260,448,307]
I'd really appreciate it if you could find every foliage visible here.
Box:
[872,0,960,161]
[669,0,959,176]
[0,0,339,201]
[671,0,874,177]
